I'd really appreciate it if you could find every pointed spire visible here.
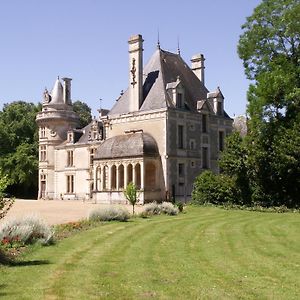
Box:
[177,36,181,55]
[157,29,160,49]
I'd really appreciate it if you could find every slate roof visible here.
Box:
[94,132,158,159]
[109,49,209,116]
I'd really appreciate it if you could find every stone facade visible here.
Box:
[36,34,233,204]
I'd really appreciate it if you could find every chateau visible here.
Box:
[36,34,233,203]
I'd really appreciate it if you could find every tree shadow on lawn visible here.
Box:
[9,259,51,267]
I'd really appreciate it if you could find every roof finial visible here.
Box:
[99,98,102,110]
[157,29,160,49]
[57,75,60,80]
[177,35,181,56]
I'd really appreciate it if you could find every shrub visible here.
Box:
[142,202,179,216]
[88,206,130,222]
[143,202,161,215]
[176,202,184,213]
[159,202,179,215]
[0,215,54,247]
[192,170,238,205]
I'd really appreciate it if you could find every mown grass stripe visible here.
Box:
[0,206,299,300]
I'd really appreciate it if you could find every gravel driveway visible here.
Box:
[1,199,142,225]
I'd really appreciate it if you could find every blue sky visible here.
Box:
[0,0,261,117]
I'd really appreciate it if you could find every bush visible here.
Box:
[160,202,179,215]
[192,170,238,205]
[0,215,54,247]
[88,206,130,222]
[143,202,161,215]
[142,202,179,216]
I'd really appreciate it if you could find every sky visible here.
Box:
[0,0,261,118]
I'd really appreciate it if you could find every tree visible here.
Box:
[237,0,300,207]
[219,132,252,205]
[0,174,14,220]
[191,171,238,205]
[73,100,92,128]
[124,182,139,215]
[0,101,40,198]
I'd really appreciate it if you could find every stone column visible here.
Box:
[93,165,97,191]
[124,163,128,188]
[141,161,144,189]
[116,164,119,190]
[100,165,104,191]
[107,164,111,190]
[133,162,136,185]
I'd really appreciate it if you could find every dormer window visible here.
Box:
[217,101,223,116]
[68,132,74,143]
[177,93,183,109]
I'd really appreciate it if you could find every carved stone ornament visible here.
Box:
[50,130,57,137]
[43,88,51,103]
[130,58,137,86]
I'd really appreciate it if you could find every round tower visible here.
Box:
[36,77,79,199]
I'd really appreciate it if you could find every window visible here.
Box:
[178,163,184,177]
[90,148,95,165]
[67,150,74,167]
[202,114,207,133]
[190,139,195,150]
[66,175,74,193]
[177,93,183,108]
[178,125,184,149]
[40,145,46,161]
[41,127,46,138]
[217,101,223,115]
[219,131,224,151]
[191,161,196,168]
[202,147,208,169]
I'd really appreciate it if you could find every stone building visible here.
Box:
[36,34,233,203]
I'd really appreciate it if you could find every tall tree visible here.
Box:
[238,0,300,206]
[0,101,40,198]
[73,100,92,128]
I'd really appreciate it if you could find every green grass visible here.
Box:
[0,206,299,299]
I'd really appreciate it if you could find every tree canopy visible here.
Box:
[193,0,300,208]
[73,100,92,128]
[0,101,40,198]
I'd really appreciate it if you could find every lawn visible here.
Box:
[0,206,299,299]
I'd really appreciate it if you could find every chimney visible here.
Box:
[62,77,72,105]
[191,54,205,85]
[128,34,143,112]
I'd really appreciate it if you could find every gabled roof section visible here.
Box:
[108,48,209,116]
[197,100,214,113]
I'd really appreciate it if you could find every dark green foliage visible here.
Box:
[0,101,40,198]
[228,0,300,208]
[219,132,252,205]
[73,100,92,128]
[191,171,238,205]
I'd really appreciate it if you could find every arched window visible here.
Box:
[111,165,117,190]
[118,164,124,189]
[135,163,141,189]
[127,164,133,184]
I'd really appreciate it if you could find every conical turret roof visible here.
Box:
[51,77,64,104]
